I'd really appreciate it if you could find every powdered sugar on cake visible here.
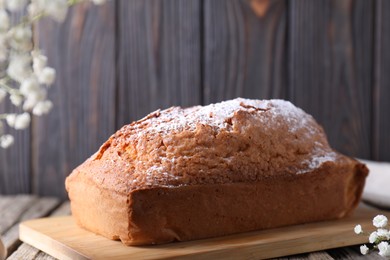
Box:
[140,98,315,135]
[93,98,339,191]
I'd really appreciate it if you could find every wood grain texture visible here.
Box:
[32,1,116,198]
[2,197,59,257]
[6,199,68,260]
[0,124,30,194]
[202,0,287,104]
[274,251,334,260]
[0,196,378,259]
[18,205,385,260]
[288,0,373,158]
[0,195,59,258]
[116,0,202,127]
[0,195,35,234]
[373,0,390,161]
[327,246,383,259]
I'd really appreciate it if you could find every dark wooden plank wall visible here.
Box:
[0,0,388,198]
[288,0,373,158]
[0,10,31,194]
[375,0,390,161]
[32,1,116,197]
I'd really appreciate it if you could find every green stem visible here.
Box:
[16,0,85,28]
[0,82,20,95]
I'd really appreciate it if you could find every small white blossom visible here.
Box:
[27,2,39,17]
[0,33,7,62]
[0,9,10,32]
[7,54,32,82]
[6,113,16,127]
[20,77,40,96]
[378,241,390,257]
[377,228,390,240]
[373,215,388,228]
[32,51,48,74]
[38,67,56,85]
[92,0,106,5]
[20,77,48,110]
[10,94,23,106]
[40,0,69,22]
[6,0,27,11]
[0,134,14,148]
[360,245,369,255]
[0,88,6,102]
[22,88,47,111]
[33,100,52,115]
[14,112,30,129]
[19,77,47,110]
[369,231,378,244]
[354,224,363,234]
[8,26,32,51]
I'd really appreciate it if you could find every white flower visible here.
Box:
[38,67,56,85]
[8,26,32,51]
[0,88,6,102]
[7,54,32,82]
[378,241,390,257]
[20,77,40,96]
[10,94,23,106]
[14,112,30,129]
[22,89,47,111]
[0,9,10,32]
[92,0,106,5]
[27,2,39,17]
[373,215,388,228]
[19,77,47,110]
[6,0,27,11]
[354,224,363,234]
[0,33,8,62]
[377,228,390,240]
[0,134,14,148]
[39,0,68,22]
[32,51,48,74]
[360,245,369,255]
[20,77,48,110]
[6,113,16,127]
[369,231,378,244]
[33,100,52,115]
[7,113,30,130]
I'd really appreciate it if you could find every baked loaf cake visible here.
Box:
[66,98,368,245]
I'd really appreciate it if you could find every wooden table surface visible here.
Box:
[0,195,383,260]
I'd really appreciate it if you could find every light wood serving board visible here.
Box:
[19,204,387,260]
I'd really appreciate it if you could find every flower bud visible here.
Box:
[10,94,23,106]
[14,112,30,130]
[6,0,27,12]
[0,134,14,148]
[0,9,10,32]
[6,113,16,127]
[38,67,56,85]
[33,100,53,116]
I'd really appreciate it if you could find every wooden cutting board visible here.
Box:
[19,204,387,260]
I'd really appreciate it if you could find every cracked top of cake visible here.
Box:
[67,98,339,194]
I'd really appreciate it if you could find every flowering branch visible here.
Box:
[0,0,106,148]
[355,215,390,257]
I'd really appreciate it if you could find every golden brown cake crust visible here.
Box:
[65,98,368,245]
